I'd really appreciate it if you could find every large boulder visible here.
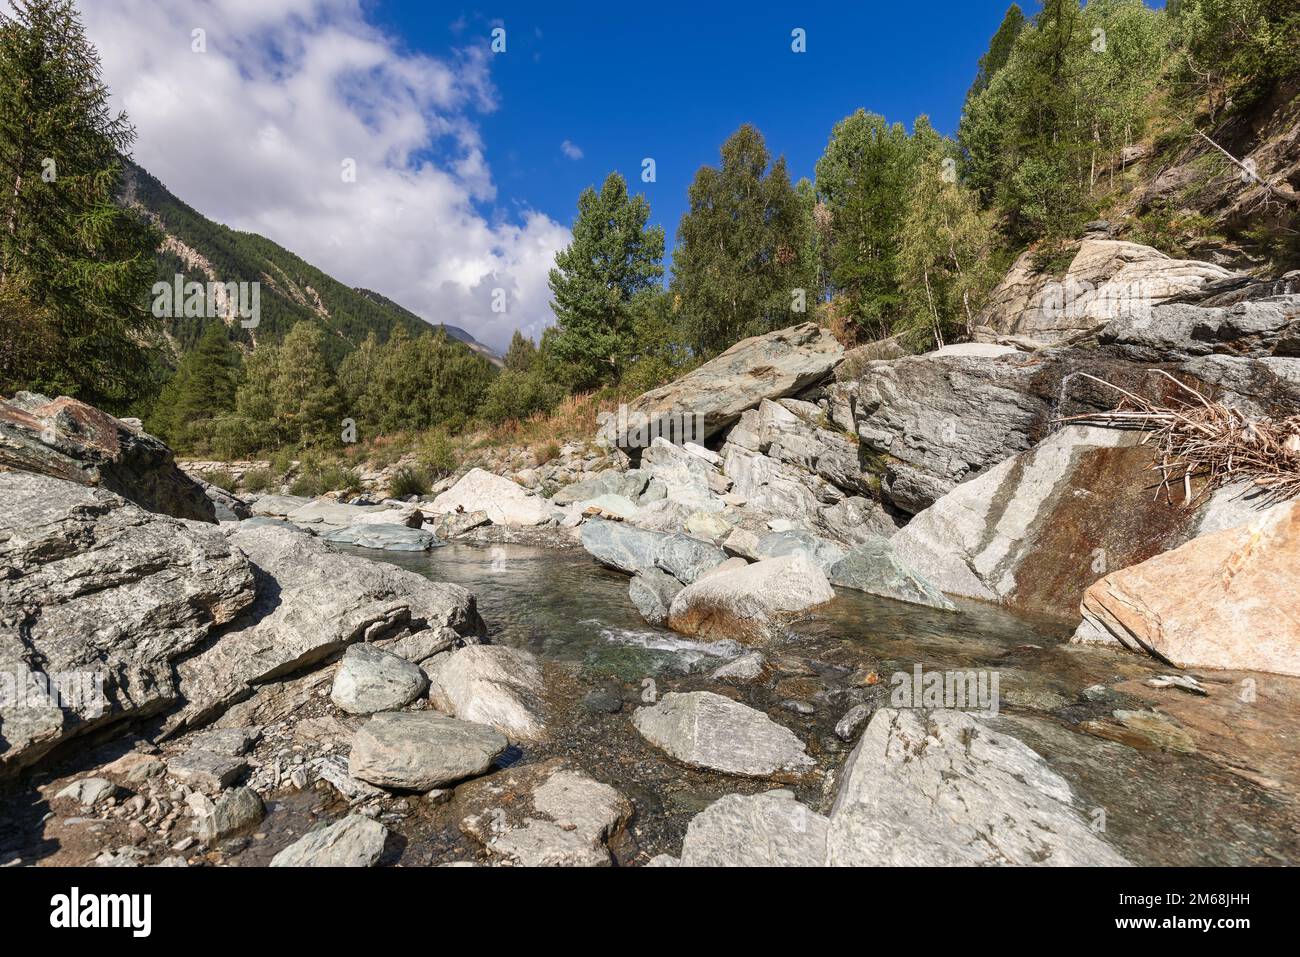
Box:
[827,537,955,611]
[827,708,1128,866]
[329,643,429,715]
[270,814,389,867]
[552,468,650,506]
[679,789,829,867]
[322,524,440,551]
[0,393,215,521]
[0,473,256,774]
[457,758,633,867]
[666,554,834,642]
[1072,500,1300,676]
[430,468,559,527]
[166,524,483,733]
[628,569,683,627]
[426,645,546,741]
[579,519,667,575]
[888,425,1282,620]
[603,322,843,448]
[1100,295,1300,363]
[972,239,1240,346]
[348,712,507,791]
[631,691,815,778]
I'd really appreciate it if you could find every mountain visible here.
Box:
[120,162,502,365]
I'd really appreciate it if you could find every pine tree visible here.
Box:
[814,110,915,338]
[230,322,342,450]
[672,124,814,357]
[966,5,1027,102]
[147,320,242,452]
[503,330,537,372]
[548,172,664,389]
[0,0,159,409]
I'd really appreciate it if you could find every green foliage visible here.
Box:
[289,460,360,498]
[227,320,343,452]
[1174,0,1300,116]
[417,429,459,479]
[0,0,160,410]
[966,5,1027,102]
[146,320,242,453]
[815,111,916,337]
[204,468,237,493]
[503,330,538,372]
[240,467,275,494]
[618,288,693,395]
[338,326,494,436]
[388,466,431,499]
[547,172,665,389]
[479,364,566,425]
[671,124,815,357]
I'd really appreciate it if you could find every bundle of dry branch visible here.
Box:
[1058,370,1300,506]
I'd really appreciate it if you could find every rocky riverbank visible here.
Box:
[2,237,1298,866]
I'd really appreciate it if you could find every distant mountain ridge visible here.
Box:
[121,161,502,365]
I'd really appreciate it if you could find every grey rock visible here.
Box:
[55,777,117,806]
[429,508,490,539]
[203,481,252,521]
[680,790,829,867]
[653,533,729,585]
[426,645,545,741]
[248,494,312,517]
[349,712,507,791]
[192,786,264,841]
[581,687,624,714]
[322,524,441,551]
[184,727,261,756]
[552,468,651,506]
[168,524,483,733]
[666,554,835,643]
[0,473,257,774]
[826,708,1129,865]
[834,703,874,742]
[270,814,389,867]
[330,643,429,715]
[579,519,667,575]
[628,569,683,627]
[827,537,955,610]
[754,529,845,571]
[166,750,248,793]
[632,691,815,778]
[710,651,766,682]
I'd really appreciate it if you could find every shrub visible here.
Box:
[241,467,275,494]
[288,461,361,497]
[389,467,432,499]
[418,430,459,479]
[204,469,238,493]
[535,440,561,465]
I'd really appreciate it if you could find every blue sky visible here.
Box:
[372,1,1029,263]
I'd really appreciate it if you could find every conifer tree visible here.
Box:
[0,0,159,409]
[147,320,242,452]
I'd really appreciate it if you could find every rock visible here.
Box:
[350,502,426,528]
[710,651,766,682]
[888,425,1281,619]
[577,494,641,521]
[603,322,843,447]
[581,686,624,713]
[0,392,216,521]
[552,469,650,506]
[653,533,729,584]
[167,524,483,733]
[1101,295,1300,363]
[284,499,386,530]
[430,468,559,526]
[191,786,264,842]
[429,508,491,540]
[628,569,683,627]
[684,510,732,541]
[973,239,1240,346]
[1071,500,1300,676]
[322,524,440,551]
[330,643,429,715]
[55,777,117,806]
[247,494,312,517]
[381,626,463,666]
[579,519,667,575]
[632,691,815,778]
[697,557,749,580]
[0,473,257,774]
[203,481,252,521]
[166,750,248,793]
[100,752,165,785]
[645,854,679,867]
[834,703,874,741]
[426,645,545,741]
[722,527,763,560]
[754,529,845,571]
[349,712,507,791]
[827,537,955,610]
[666,554,835,643]
[457,759,633,867]
[639,438,724,513]
[269,814,389,867]
[679,790,829,867]
[826,708,1128,865]
[184,727,260,756]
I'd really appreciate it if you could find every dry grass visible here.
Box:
[480,390,617,451]
[1059,370,1300,505]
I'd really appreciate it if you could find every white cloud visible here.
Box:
[82,0,568,352]
[560,139,583,161]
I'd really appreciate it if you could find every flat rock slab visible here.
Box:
[330,643,429,715]
[457,758,633,867]
[323,524,441,551]
[827,708,1128,866]
[828,537,955,610]
[349,712,507,791]
[680,790,829,866]
[430,468,558,527]
[270,814,389,867]
[166,750,248,793]
[632,691,814,778]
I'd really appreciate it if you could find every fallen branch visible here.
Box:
[1057,372,1300,506]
